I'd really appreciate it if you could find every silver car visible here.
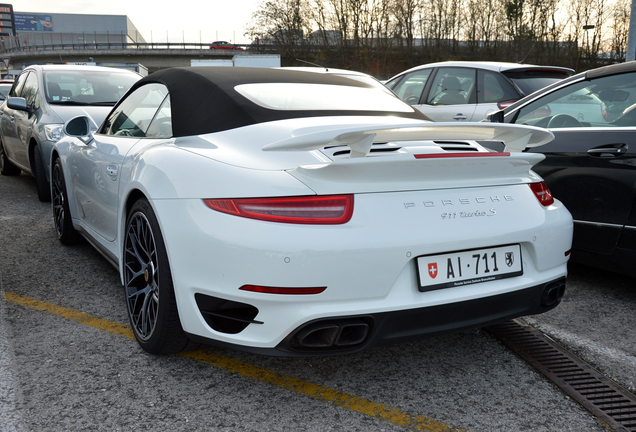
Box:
[0,65,141,201]
[385,61,573,122]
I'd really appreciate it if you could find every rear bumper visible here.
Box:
[187,277,566,357]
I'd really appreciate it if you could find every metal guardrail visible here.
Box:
[0,41,277,55]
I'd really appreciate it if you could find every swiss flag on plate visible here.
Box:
[428,263,438,279]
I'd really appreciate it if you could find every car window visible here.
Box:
[503,70,571,96]
[100,83,169,137]
[514,72,636,128]
[387,69,432,105]
[235,83,413,112]
[478,70,519,104]
[21,71,41,111]
[427,68,476,106]
[9,71,30,98]
[145,94,172,138]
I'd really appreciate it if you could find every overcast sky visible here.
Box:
[11,0,261,43]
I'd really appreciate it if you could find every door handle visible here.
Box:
[106,164,118,180]
[453,114,467,120]
[587,143,628,158]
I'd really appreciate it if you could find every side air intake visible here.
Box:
[195,294,262,334]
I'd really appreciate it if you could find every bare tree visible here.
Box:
[607,0,630,61]
[566,0,607,67]
[247,0,312,57]
[393,0,420,48]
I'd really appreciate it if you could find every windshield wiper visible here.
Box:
[48,100,117,106]
[48,100,91,106]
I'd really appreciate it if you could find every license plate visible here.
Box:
[417,244,523,292]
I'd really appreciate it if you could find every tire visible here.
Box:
[33,146,51,202]
[52,157,80,245]
[124,198,193,354]
[0,138,21,176]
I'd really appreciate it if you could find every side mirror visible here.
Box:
[485,110,504,123]
[7,97,29,112]
[64,116,93,144]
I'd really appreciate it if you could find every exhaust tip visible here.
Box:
[296,324,339,348]
[289,318,372,351]
[336,323,369,346]
[541,279,566,308]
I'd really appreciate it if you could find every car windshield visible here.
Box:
[503,70,571,96]
[43,69,139,106]
[235,83,412,112]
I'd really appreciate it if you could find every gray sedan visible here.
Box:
[0,65,140,201]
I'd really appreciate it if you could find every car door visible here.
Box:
[509,73,636,255]
[68,83,170,241]
[0,71,31,166]
[419,67,477,122]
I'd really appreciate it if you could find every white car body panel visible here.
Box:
[154,183,571,348]
[413,102,479,122]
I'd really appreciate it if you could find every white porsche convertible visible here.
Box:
[51,67,573,356]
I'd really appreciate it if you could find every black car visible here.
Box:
[486,61,636,277]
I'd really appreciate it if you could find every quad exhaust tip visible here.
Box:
[292,319,370,349]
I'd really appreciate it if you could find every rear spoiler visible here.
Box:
[262,122,553,156]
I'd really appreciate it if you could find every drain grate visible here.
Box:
[485,320,636,431]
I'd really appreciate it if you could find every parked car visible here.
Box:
[0,65,141,201]
[385,61,573,122]
[51,67,572,356]
[209,41,244,50]
[485,61,636,277]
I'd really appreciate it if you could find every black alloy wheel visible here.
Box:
[52,158,79,245]
[124,198,192,354]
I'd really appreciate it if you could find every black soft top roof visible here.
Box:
[128,67,428,137]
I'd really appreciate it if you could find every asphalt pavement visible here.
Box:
[1,172,634,431]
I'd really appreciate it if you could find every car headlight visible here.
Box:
[44,124,64,142]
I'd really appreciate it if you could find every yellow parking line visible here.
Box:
[5,291,467,432]
[5,291,135,340]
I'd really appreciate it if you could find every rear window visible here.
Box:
[503,70,571,96]
[235,83,413,113]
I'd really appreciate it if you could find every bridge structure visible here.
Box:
[0,41,276,75]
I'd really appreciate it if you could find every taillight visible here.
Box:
[498,100,518,109]
[529,182,554,207]
[203,195,354,224]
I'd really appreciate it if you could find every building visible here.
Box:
[6,11,146,49]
